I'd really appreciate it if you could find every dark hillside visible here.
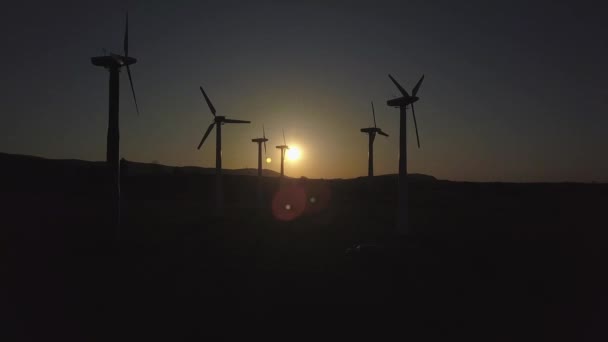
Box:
[2,153,607,341]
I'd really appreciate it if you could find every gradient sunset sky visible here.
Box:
[0,0,606,182]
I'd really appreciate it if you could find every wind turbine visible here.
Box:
[197,85,250,210]
[91,12,140,233]
[387,74,424,235]
[275,129,289,177]
[360,101,389,177]
[251,125,269,204]
[197,85,251,174]
[251,125,269,177]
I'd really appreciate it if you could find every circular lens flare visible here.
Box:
[271,184,306,221]
[266,157,272,164]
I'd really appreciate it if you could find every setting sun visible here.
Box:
[287,147,301,161]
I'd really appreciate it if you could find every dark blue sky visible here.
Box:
[1,0,606,181]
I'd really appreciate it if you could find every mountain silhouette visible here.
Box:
[0,152,437,181]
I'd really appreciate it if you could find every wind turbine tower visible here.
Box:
[251,125,269,177]
[386,74,424,235]
[360,101,389,177]
[91,13,140,234]
[275,129,289,177]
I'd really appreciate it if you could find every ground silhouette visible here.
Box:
[2,152,606,341]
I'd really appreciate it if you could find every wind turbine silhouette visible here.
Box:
[251,125,269,204]
[251,125,269,177]
[360,101,389,177]
[275,129,289,177]
[91,12,140,233]
[197,85,250,210]
[387,74,424,235]
[197,85,251,174]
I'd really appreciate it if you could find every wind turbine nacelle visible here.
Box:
[387,96,418,108]
[252,138,269,143]
[91,54,137,68]
[360,128,379,133]
[276,145,289,149]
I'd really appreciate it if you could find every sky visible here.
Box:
[0,0,607,182]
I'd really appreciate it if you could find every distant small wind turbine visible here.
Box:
[387,74,424,235]
[91,12,140,233]
[252,125,269,204]
[275,129,289,177]
[360,101,389,177]
[197,85,251,174]
[251,125,269,177]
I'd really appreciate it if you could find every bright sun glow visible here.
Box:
[266,157,272,164]
[287,147,301,161]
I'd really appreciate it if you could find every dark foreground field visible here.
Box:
[2,154,607,341]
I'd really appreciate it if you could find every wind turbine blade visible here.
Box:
[263,125,267,154]
[199,86,216,116]
[378,130,389,137]
[388,74,410,97]
[197,123,215,149]
[224,119,250,124]
[282,129,286,145]
[412,74,425,96]
[123,12,129,58]
[371,101,377,128]
[126,65,139,115]
[411,103,421,148]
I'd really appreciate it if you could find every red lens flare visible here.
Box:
[271,184,307,221]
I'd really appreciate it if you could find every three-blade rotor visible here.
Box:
[276,129,289,159]
[387,74,424,148]
[263,125,267,154]
[197,85,250,150]
[363,101,389,138]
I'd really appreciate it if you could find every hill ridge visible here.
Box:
[0,152,437,181]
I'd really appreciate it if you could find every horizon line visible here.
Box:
[0,151,605,184]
